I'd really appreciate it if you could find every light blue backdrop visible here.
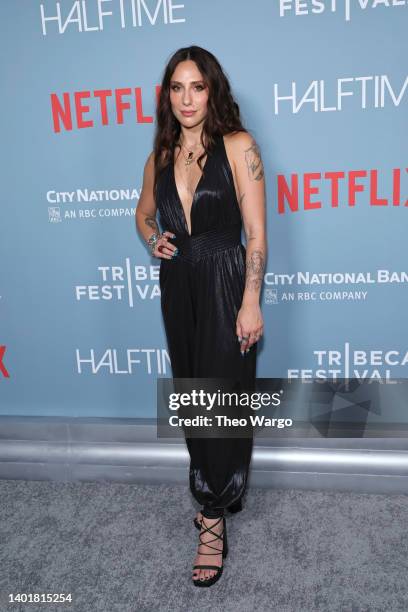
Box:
[1,1,407,417]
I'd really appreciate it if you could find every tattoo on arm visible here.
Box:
[144,215,160,235]
[244,139,264,181]
[245,249,265,292]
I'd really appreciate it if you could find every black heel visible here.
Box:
[192,516,227,587]
[193,498,242,530]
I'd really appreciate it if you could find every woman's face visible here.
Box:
[169,60,209,130]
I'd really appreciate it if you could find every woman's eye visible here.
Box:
[170,85,205,92]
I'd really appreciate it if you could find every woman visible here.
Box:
[136,45,266,586]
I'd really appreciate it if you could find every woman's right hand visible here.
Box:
[152,230,178,259]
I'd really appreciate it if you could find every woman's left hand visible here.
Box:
[236,303,264,354]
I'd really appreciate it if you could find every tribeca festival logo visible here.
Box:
[75,261,160,305]
[288,342,408,379]
[278,0,406,22]
[47,188,138,222]
[263,269,408,304]
[40,0,187,35]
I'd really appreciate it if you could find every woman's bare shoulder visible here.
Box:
[145,149,158,166]
[143,149,166,176]
[224,131,265,187]
[223,131,262,174]
[224,130,259,153]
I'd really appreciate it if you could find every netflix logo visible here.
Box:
[277,167,408,213]
[51,86,161,132]
[0,346,10,378]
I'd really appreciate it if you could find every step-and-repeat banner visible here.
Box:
[1,1,407,417]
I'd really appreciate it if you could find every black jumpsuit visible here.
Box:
[156,133,257,519]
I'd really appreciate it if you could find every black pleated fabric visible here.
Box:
[156,133,257,517]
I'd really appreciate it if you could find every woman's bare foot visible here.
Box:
[192,515,224,582]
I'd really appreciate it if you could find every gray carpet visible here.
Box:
[1,479,407,612]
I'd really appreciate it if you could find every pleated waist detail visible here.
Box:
[169,223,242,264]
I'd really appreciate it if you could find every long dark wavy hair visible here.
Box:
[153,45,247,196]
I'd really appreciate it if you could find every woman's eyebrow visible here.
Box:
[170,80,205,85]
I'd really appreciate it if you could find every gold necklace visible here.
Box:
[177,139,205,166]
[175,143,207,198]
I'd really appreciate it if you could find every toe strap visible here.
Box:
[193,564,221,571]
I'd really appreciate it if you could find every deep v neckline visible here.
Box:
[172,143,212,236]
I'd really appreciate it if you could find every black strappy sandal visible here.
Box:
[193,498,242,530]
[192,515,228,587]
